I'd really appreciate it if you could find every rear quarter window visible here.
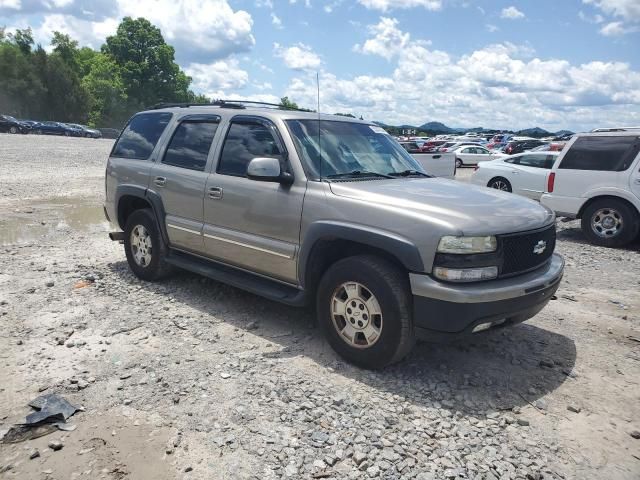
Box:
[559,136,639,172]
[111,112,173,160]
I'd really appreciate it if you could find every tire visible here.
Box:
[317,255,415,369]
[488,177,512,192]
[123,209,173,281]
[9,126,17,134]
[455,158,463,168]
[85,133,91,138]
[64,131,70,137]
[581,198,640,248]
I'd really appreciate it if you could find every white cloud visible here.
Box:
[185,59,249,96]
[284,21,640,131]
[357,0,442,12]
[0,0,21,9]
[501,6,525,19]
[274,42,321,70]
[583,0,640,21]
[486,24,499,33]
[271,12,283,28]
[599,20,636,35]
[354,17,411,60]
[578,10,605,23]
[117,0,254,59]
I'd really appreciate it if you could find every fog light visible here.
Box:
[472,322,493,333]
[433,266,498,282]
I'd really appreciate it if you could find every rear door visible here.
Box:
[148,114,221,254]
[508,153,555,199]
[202,116,305,283]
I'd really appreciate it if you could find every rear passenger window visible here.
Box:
[559,136,639,171]
[218,121,284,177]
[162,121,219,171]
[112,112,172,160]
[518,154,551,168]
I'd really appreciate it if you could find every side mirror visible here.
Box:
[247,157,293,184]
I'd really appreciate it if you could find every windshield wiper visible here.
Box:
[388,170,431,178]
[326,170,394,179]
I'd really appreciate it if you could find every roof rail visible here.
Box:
[149,99,310,112]
[591,126,640,132]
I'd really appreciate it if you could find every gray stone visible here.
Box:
[353,451,367,465]
[366,465,380,477]
[630,430,640,439]
[45,280,55,287]
[567,405,581,413]
[517,419,530,426]
[48,440,63,451]
[311,431,329,444]
[29,450,40,459]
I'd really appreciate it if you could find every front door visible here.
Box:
[148,114,221,254]
[203,116,305,283]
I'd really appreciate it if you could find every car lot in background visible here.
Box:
[453,144,504,167]
[33,121,76,136]
[471,152,560,200]
[0,114,31,134]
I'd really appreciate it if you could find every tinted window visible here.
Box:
[517,154,555,169]
[218,121,283,177]
[112,112,172,160]
[162,121,218,171]
[559,136,639,171]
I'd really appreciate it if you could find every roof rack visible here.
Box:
[149,99,308,112]
[591,126,640,132]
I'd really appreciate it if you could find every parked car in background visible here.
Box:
[420,140,447,152]
[0,114,31,134]
[504,139,546,155]
[453,145,504,168]
[98,128,121,139]
[436,141,480,153]
[541,131,640,247]
[530,143,565,152]
[19,120,42,132]
[67,123,103,138]
[471,152,560,200]
[34,121,76,136]
[399,141,425,153]
[486,134,513,150]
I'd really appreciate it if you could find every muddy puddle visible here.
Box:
[0,197,109,246]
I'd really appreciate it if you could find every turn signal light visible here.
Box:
[547,172,556,193]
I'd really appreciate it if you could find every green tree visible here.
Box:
[13,27,34,55]
[102,17,193,108]
[82,53,128,127]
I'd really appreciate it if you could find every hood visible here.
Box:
[328,178,554,236]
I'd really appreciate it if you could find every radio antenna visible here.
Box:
[316,71,322,181]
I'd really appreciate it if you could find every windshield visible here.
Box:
[286,120,425,180]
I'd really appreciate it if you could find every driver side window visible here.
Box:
[218,121,284,177]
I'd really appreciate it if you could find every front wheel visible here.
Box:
[9,126,17,134]
[317,255,415,369]
[124,209,173,281]
[488,177,512,192]
[581,199,639,248]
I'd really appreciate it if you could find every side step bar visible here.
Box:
[165,250,307,307]
[109,232,125,241]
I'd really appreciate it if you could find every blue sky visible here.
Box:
[1,0,639,131]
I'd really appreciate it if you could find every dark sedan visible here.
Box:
[0,115,31,134]
[33,121,76,136]
[504,139,546,155]
[67,123,103,138]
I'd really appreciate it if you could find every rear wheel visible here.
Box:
[124,209,173,281]
[581,199,639,248]
[488,177,512,192]
[317,255,414,369]
[455,158,463,168]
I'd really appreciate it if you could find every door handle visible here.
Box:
[154,176,167,187]
[511,171,519,174]
[208,187,223,199]
[634,179,640,184]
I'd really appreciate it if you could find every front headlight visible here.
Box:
[437,236,497,254]
[433,266,498,282]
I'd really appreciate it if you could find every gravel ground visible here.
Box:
[1,134,639,480]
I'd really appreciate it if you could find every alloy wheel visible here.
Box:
[330,282,383,349]
[130,225,153,267]
[591,208,623,238]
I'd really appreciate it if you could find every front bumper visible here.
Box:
[410,253,564,339]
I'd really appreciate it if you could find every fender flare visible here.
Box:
[298,221,424,288]
[115,185,169,246]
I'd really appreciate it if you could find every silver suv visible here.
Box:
[104,101,564,369]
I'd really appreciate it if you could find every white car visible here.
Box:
[541,131,640,247]
[471,152,560,200]
[453,145,505,168]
